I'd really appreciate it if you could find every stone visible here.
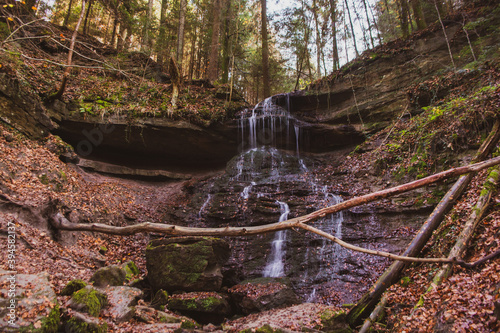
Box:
[228,278,298,315]
[68,286,108,317]
[146,236,230,292]
[104,286,143,322]
[90,265,126,287]
[0,270,60,332]
[65,312,108,333]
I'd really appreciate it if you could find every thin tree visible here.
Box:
[312,0,322,78]
[63,0,74,27]
[142,0,154,53]
[207,0,223,82]
[177,0,187,70]
[261,0,270,98]
[49,0,87,101]
[329,0,339,70]
[344,0,359,57]
[157,0,169,68]
[83,0,93,34]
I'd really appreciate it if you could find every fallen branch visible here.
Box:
[346,119,500,328]
[52,155,500,268]
[53,155,500,237]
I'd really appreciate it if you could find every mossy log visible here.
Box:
[359,296,387,333]
[346,119,500,328]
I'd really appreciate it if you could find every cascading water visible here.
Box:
[195,94,348,303]
[262,201,290,277]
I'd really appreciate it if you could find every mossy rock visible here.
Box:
[318,309,351,332]
[255,324,285,333]
[151,289,169,310]
[19,303,61,333]
[121,261,140,282]
[61,279,87,296]
[69,286,108,317]
[146,236,230,292]
[90,265,126,287]
[180,318,198,329]
[167,292,231,315]
[65,312,108,333]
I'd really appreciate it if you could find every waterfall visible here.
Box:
[198,194,212,219]
[237,95,345,300]
[263,201,290,277]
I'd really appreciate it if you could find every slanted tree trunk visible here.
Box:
[346,120,500,327]
[48,0,86,102]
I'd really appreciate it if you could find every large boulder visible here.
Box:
[146,237,230,292]
[228,277,298,315]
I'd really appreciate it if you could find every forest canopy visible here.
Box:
[1,0,473,103]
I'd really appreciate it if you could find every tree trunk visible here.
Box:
[176,0,187,70]
[261,0,271,98]
[168,55,181,116]
[157,0,169,68]
[329,0,339,70]
[361,0,375,48]
[399,0,410,38]
[142,0,154,53]
[312,0,322,78]
[221,0,232,84]
[83,0,93,35]
[110,16,118,48]
[410,0,427,30]
[207,0,222,82]
[63,0,74,27]
[346,120,500,327]
[344,0,359,57]
[49,0,86,102]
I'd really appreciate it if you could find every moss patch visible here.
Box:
[61,279,87,296]
[70,287,108,317]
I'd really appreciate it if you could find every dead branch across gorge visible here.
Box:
[51,155,500,267]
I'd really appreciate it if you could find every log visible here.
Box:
[413,165,499,310]
[359,296,388,333]
[346,119,500,328]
